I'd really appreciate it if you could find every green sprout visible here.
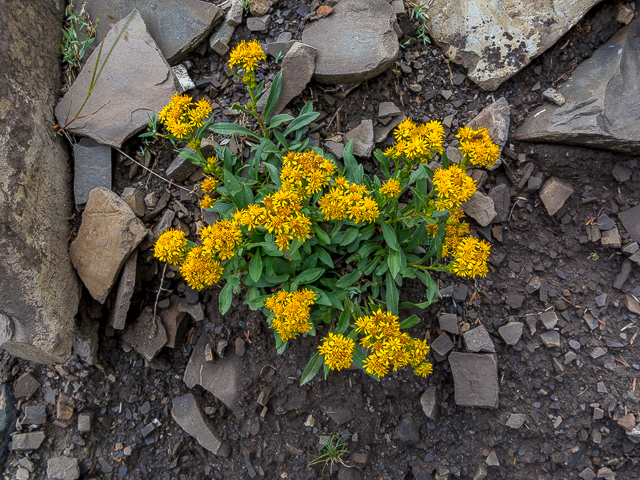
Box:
[308,432,350,475]
[589,252,599,261]
[62,1,98,69]
[410,3,431,46]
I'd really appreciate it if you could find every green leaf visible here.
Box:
[223,169,242,196]
[269,113,294,129]
[316,247,334,267]
[381,222,400,251]
[359,242,382,258]
[219,281,234,315]
[210,122,260,140]
[388,249,402,279]
[385,273,399,315]
[313,224,331,245]
[249,253,263,283]
[399,315,420,330]
[373,149,391,179]
[231,104,254,116]
[263,71,283,123]
[336,270,361,289]
[335,302,351,335]
[323,363,329,380]
[300,352,323,385]
[293,268,325,286]
[343,140,358,182]
[442,151,450,168]
[177,148,205,168]
[340,227,359,246]
[283,112,320,137]
[272,129,289,149]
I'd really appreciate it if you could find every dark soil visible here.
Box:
[3,0,640,479]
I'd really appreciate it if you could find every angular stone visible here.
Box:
[619,205,640,244]
[69,188,146,303]
[448,352,499,408]
[123,307,167,361]
[11,432,45,451]
[539,311,558,330]
[498,322,523,346]
[612,163,632,183]
[171,393,230,456]
[83,0,223,64]
[47,456,79,480]
[248,0,270,16]
[431,332,454,356]
[474,464,488,480]
[540,330,561,348]
[393,415,420,444]
[485,450,500,466]
[73,138,112,207]
[0,383,17,465]
[247,14,270,32]
[525,276,541,294]
[1,2,82,366]
[623,294,640,315]
[420,386,439,421]
[373,113,406,144]
[78,412,92,433]
[72,318,99,365]
[326,141,345,159]
[614,259,633,290]
[209,19,236,55]
[539,177,573,216]
[580,468,596,480]
[108,249,137,330]
[184,334,242,413]
[171,64,195,92]
[597,214,616,231]
[158,295,187,349]
[344,120,375,158]
[178,299,205,322]
[516,18,640,153]
[56,393,74,421]
[601,227,621,248]
[542,88,566,106]
[425,0,600,90]
[166,155,200,183]
[13,374,41,399]
[55,13,179,147]
[328,407,353,426]
[302,0,399,84]
[624,242,639,256]
[505,294,525,309]
[121,188,146,217]
[488,184,510,223]
[596,467,615,480]
[379,102,401,118]
[21,405,46,426]
[439,313,459,335]
[463,326,495,353]
[257,42,317,116]
[462,191,496,227]
[506,413,526,429]
[467,98,510,157]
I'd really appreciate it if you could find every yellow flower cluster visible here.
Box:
[441,208,471,257]
[200,195,214,209]
[158,94,212,138]
[280,151,336,197]
[200,219,243,261]
[384,119,445,163]
[265,289,316,342]
[153,229,188,265]
[318,177,380,223]
[432,164,476,211]
[180,246,223,290]
[201,178,216,193]
[379,178,401,198]
[456,126,501,168]
[318,333,356,371]
[355,309,432,378]
[228,40,266,73]
[449,237,490,278]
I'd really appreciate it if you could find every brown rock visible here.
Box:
[70,188,146,304]
[123,307,168,361]
[13,373,41,399]
[539,177,574,216]
[57,393,75,420]
[158,295,187,349]
[617,413,636,431]
[55,12,179,147]
[171,393,230,456]
[248,0,270,15]
[448,352,499,408]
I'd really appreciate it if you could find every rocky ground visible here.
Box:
[1,0,640,479]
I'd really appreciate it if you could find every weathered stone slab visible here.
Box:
[0,1,82,365]
[171,393,230,456]
[158,295,187,349]
[344,120,375,158]
[82,0,223,64]
[302,0,399,84]
[539,177,574,216]
[123,307,167,361]
[423,0,601,91]
[448,352,499,408]
[73,138,112,206]
[619,205,640,244]
[462,192,496,227]
[55,12,179,147]
[108,250,137,330]
[516,18,640,153]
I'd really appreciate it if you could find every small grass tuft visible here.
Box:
[307,431,350,475]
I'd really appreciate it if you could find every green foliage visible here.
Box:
[307,431,349,474]
[62,2,98,69]
[410,2,431,46]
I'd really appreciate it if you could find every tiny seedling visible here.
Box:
[589,252,599,261]
[274,50,285,64]
[242,0,249,12]
[410,2,431,46]
[62,1,98,69]
[308,431,350,475]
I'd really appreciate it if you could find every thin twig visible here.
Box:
[152,263,168,337]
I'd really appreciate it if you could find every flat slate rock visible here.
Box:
[108,250,138,330]
[123,307,167,361]
[301,0,399,84]
[463,325,495,353]
[516,17,640,153]
[425,0,600,90]
[55,12,179,148]
[82,0,223,64]
[171,393,230,456]
[73,138,112,206]
[184,334,242,413]
[539,177,574,216]
[69,188,146,304]
[462,192,496,227]
[619,205,640,244]
[498,322,523,346]
[13,373,41,399]
[448,352,499,408]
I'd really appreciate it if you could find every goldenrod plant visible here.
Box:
[153,41,499,384]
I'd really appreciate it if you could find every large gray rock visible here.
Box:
[73,138,112,206]
[257,42,317,117]
[423,0,601,90]
[172,393,230,456]
[448,352,499,408]
[47,456,80,480]
[69,188,146,304]
[462,192,496,227]
[55,12,179,148]
[302,0,399,84]
[82,0,223,64]
[184,334,242,413]
[516,18,640,154]
[0,1,81,365]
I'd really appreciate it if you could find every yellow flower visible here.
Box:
[414,362,434,377]
[201,178,217,194]
[318,333,355,371]
[157,93,212,140]
[389,119,445,163]
[228,40,266,73]
[280,150,336,198]
[449,236,490,278]
[318,177,379,223]
[234,204,268,231]
[363,352,390,378]
[432,165,476,211]
[456,126,500,168]
[153,229,188,265]
[379,179,401,198]
[265,289,316,342]
[200,219,243,261]
[200,194,214,209]
[179,246,223,290]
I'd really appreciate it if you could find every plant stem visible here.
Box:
[248,85,268,139]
